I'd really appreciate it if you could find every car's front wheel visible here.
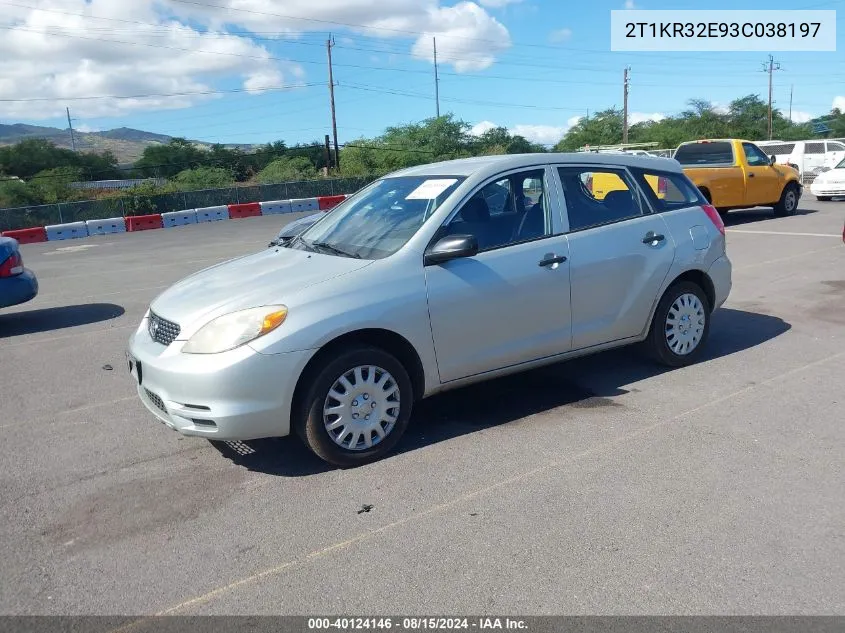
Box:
[296,346,413,467]
[774,182,800,217]
[646,282,711,368]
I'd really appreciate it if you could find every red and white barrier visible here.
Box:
[8,192,352,246]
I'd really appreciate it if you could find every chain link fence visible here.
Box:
[0,175,378,232]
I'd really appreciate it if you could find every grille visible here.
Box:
[144,388,167,413]
[148,311,180,346]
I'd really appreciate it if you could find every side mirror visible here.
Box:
[424,234,478,266]
[770,155,777,165]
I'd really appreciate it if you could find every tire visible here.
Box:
[646,281,712,368]
[816,196,832,202]
[295,345,413,467]
[774,182,800,217]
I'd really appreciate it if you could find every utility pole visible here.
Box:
[789,84,793,124]
[327,35,340,170]
[433,37,441,118]
[622,67,631,144]
[763,55,782,139]
[66,107,76,152]
[324,134,332,174]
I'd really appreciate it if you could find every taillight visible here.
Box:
[701,204,725,236]
[658,177,667,194]
[0,251,23,277]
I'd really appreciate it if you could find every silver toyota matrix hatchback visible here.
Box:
[128,154,732,467]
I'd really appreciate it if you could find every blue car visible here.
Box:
[0,236,38,308]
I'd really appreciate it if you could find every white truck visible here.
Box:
[756,139,845,179]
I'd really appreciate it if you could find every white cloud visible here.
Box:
[471,118,582,145]
[510,124,567,145]
[167,0,512,73]
[713,103,730,115]
[833,96,845,112]
[629,112,665,125]
[470,120,498,136]
[410,2,511,72]
[0,0,304,119]
[624,0,636,8]
[549,28,572,43]
[790,110,814,123]
[1,0,512,120]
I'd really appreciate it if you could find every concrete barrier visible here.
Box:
[45,221,88,241]
[85,217,126,236]
[125,214,163,232]
[1,227,47,244]
[259,200,293,215]
[290,197,319,212]
[162,210,198,228]
[196,205,229,222]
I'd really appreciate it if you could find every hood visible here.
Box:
[150,246,372,335]
[814,167,845,182]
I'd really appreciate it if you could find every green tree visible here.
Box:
[27,166,82,204]
[554,109,624,151]
[134,138,208,178]
[172,166,235,190]
[256,156,317,183]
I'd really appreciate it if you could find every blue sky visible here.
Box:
[2,0,843,147]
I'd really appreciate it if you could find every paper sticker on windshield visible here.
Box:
[406,179,458,200]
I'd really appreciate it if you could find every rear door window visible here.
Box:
[557,166,643,231]
[806,142,826,155]
[631,169,705,212]
[674,142,734,166]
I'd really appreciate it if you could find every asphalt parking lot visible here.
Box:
[1,199,843,616]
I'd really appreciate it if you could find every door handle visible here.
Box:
[642,232,666,245]
[539,254,567,267]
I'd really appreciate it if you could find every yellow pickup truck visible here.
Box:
[673,139,802,217]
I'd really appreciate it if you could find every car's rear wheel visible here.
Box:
[646,282,711,368]
[295,346,413,467]
[774,183,800,217]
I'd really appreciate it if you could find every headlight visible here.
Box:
[182,305,288,354]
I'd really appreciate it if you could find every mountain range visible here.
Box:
[0,124,257,164]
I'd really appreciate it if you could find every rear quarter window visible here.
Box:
[674,142,734,166]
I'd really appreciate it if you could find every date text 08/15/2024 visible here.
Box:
[307,618,528,630]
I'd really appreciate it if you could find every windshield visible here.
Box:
[290,175,465,259]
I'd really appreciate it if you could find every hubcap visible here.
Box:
[323,365,400,451]
[785,190,796,211]
[665,293,706,356]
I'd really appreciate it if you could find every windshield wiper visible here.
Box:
[310,241,362,259]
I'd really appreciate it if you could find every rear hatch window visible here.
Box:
[675,142,734,166]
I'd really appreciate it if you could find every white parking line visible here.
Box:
[728,229,842,238]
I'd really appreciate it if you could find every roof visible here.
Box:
[388,152,683,179]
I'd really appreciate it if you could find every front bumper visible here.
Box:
[127,320,315,441]
[708,254,732,310]
[810,182,845,197]
[0,268,38,308]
